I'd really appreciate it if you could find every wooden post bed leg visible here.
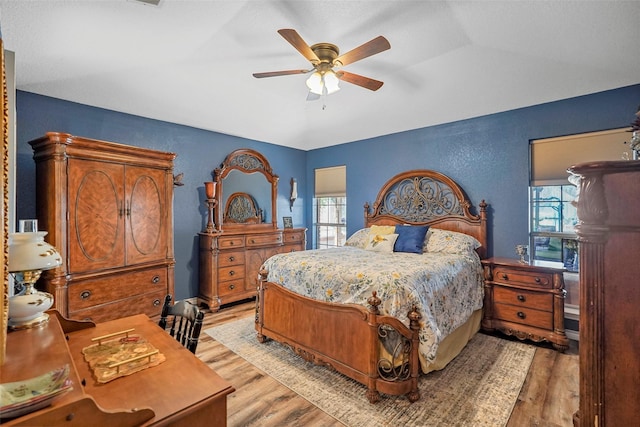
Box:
[256,269,268,343]
[366,291,382,404]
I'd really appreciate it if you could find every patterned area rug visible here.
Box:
[205,317,535,427]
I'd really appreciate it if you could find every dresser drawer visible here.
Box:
[68,290,166,323]
[493,302,553,330]
[217,280,246,297]
[283,230,305,244]
[218,265,245,281]
[247,233,283,247]
[493,267,553,289]
[68,267,168,311]
[218,250,245,267]
[218,236,245,249]
[493,286,553,312]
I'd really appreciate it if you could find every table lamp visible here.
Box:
[8,219,62,329]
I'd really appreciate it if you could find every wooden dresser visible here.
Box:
[568,160,640,427]
[29,133,176,323]
[198,228,306,311]
[2,312,234,426]
[481,257,569,351]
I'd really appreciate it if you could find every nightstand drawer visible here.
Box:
[494,286,553,312]
[218,265,245,281]
[283,230,305,243]
[493,303,553,330]
[493,267,553,289]
[218,251,245,267]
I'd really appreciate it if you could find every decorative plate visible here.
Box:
[0,365,73,419]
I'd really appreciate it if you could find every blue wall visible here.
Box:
[306,84,640,258]
[15,92,307,300]
[15,84,640,299]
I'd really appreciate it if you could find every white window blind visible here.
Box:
[530,128,631,186]
[315,166,346,197]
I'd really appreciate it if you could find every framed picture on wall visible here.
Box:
[283,216,293,229]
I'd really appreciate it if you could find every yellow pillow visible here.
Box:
[370,225,396,235]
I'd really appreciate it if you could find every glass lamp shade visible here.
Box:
[323,70,340,95]
[8,231,62,329]
[306,71,323,95]
[204,181,217,199]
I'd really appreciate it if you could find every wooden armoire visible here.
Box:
[29,133,176,323]
[568,160,640,426]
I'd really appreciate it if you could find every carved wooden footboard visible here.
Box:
[255,271,422,403]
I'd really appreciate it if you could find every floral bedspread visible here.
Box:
[262,246,484,365]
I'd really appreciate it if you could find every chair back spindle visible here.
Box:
[158,295,204,353]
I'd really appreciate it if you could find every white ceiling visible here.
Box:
[1,0,639,151]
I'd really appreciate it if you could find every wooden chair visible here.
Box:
[158,295,205,354]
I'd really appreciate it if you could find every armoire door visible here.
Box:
[68,158,125,273]
[125,165,168,265]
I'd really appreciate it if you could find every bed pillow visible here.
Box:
[364,233,399,253]
[394,224,429,254]
[344,228,370,249]
[370,225,396,235]
[424,228,481,255]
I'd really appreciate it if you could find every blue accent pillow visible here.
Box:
[394,225,430,254]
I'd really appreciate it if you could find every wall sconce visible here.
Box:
[204,181,217,233]
[8,219,62,329]
[290,178,297,212]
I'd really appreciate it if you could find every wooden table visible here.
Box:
[2,312,234,426]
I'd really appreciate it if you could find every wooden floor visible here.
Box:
[196,300,579,427]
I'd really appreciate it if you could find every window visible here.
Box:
[314,166,346,249]
[529,185,578,271]
[315,196,346,249]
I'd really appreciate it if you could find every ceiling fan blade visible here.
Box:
[277,29,320,64]
[334,36,390,67]
[337,71,384,91]
[253,69,309,78]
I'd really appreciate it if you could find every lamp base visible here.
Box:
[8,312,50,330]
[8,285,54,330]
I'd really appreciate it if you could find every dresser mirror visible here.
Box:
[214,148,278,231]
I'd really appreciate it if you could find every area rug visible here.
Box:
[205,318,535,427]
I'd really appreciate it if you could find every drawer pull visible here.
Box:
[517,311,526,319]
[534,277,541,283]
[517,294,526,302]
[152,275,160,284]
[230,241,234,246]
[501,273,508,280]
[229,284,235,290]
[229,270,235,276]
[251,239,255,244]
[229,256,235,262]
[153,299,161,307]
[80,290,91,300]
[276,237,281,241]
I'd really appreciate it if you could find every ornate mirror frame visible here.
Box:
[214,149,278,231]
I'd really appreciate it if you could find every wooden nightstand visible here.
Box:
[481,257,569,352]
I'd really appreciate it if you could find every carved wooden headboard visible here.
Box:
[364,169,488,259]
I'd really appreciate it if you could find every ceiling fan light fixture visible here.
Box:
[306,71,323,95]
[324,70,340,94]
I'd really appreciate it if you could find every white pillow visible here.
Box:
[344,228,370,249]
[424,228,481,255]
[364,233,399,253]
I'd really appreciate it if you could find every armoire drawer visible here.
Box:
[68,290,166,323]
[493,303,553,330]
[68,267,168,311]
[493,286,552,312]
[247,233,282,247]
[218,251,245,267]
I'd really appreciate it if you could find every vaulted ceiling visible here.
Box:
[1,1,639,150]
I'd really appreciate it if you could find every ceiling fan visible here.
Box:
[253,29,390,97]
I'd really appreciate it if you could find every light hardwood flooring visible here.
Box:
[196,300,579,427]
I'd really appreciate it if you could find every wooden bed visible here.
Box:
[255,169,488,403]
